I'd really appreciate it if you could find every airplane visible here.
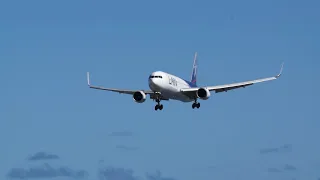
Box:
[87,52,284,111]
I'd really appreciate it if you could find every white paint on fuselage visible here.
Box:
[148,71,194,102]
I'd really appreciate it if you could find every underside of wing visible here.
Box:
[88,85,154,95]
[87,72,153,95]
[180,63,284,95]
[207,76,277,93]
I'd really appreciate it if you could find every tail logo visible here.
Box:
[190,52,198,85]
[191,66,197,83]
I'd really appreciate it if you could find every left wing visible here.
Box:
[87,72,154,95]
[181,63,284,94]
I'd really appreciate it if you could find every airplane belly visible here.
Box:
[161,89,192,102]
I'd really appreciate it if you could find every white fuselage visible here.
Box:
[148,71,194,102]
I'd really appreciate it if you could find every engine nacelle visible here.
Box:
[133,91,146,103]
[196,87,211,100]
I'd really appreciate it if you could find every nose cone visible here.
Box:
[149,78,160,91]
[148,72,163,91]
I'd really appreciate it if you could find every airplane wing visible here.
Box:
[180,63,284,95]
[86,72,154,95]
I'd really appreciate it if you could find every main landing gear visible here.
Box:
[192,100,200,109]
[155,99,163,111]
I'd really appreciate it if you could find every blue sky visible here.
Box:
[0,0,319,179]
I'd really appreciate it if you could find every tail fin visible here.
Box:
[190,52,198,86]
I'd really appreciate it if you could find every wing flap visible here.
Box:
[214,83,253,93]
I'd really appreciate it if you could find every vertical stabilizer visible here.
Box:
[190,52,198,86]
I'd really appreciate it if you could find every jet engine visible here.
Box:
[133,91,146,103]
[196,87,211,100]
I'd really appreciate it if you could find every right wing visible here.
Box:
[86,72,154,95]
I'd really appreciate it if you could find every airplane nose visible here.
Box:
[149,78,156,86]
[148,78,160,91]
[148,78,154,85]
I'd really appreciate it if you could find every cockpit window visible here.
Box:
[149,75,162,79]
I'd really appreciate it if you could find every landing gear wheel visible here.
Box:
[192,102,200,109]
[155,104,163,111]
[197,103,200,108]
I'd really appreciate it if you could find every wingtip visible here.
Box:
[276,62,284,78]
[87,72,90,86]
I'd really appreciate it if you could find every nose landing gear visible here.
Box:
[155,104,163,111]
[155,99,163,111]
